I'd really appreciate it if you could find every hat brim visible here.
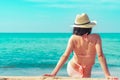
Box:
[71,21,97,28]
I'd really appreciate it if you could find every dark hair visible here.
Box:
[73,27,92,36]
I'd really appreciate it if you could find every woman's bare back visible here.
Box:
[71,34,99,66]
[72,34,98,65]
[69,34,100,77]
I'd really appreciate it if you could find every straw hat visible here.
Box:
[72,13,97,28]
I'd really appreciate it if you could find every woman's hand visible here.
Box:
[107,76,118,80]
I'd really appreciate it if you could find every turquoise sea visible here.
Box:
[0,33,120,78]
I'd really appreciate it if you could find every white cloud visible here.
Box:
[25,0,97,3]
[36,4,80,8]
[25,0,65,3]
[25,0,120,3]
[24,0,120,10]
[101,0,120,3]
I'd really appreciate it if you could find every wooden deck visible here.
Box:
[0,76,107,80]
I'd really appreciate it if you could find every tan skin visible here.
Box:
[44,33,117,79]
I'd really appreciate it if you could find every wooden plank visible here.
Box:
[0,76,106,80]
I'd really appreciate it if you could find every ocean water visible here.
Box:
[0,33,120,78]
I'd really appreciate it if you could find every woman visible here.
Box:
[44,13,115,78]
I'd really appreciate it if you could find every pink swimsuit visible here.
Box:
[67,61,86,78]
[67,60,94,78]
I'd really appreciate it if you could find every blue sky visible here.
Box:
[0,0,120,33]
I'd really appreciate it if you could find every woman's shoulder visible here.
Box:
[68,35,77,42]
[69,35,79,40]
[69,35,74,41]
[89,34,101,42]
[90,33,101,38]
